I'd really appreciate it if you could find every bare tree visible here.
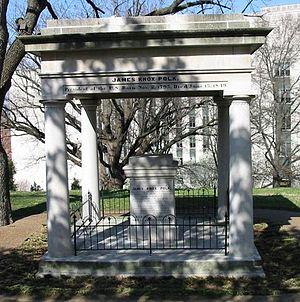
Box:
[5,81,216,189]
[0,0,262,224]
[0,0,52,226]
[97,97,217,188]
[251,17,300,187]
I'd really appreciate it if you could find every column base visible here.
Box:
[37,247,264,278]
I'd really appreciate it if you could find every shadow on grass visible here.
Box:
[1,222,300,300]
[12,192,82,222]
[12,202,46,221]
[253,194,300,211]
[254,222,300,293]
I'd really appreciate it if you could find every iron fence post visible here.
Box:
[100,189,105,218]
[73,214,77,256]
[213,186,217,218]
[148,217,152,256]
[224,212,228,256]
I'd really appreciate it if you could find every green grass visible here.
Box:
[253,188,300,211]
[10,191,82,221]
[100,189,130,215]
[9,187,300,221]
[11,191,46,221]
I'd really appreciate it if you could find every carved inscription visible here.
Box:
[130,183,175,219]
[63,75,228,94]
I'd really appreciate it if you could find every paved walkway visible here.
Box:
[0,213,47,252]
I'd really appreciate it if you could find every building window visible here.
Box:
[177,141,183,148]
[279,142,291,158]
[202,113,209,125]
[189,135,196,148]
[176,147,183,165]
[277,80,291,103]
[203,136,209,152]
[190,148,196,162]
[163,138,169,147]
[189,115,196,128]
[202,105,211,153]
[175,125,182,136]
[282,113,291,130]
[274,62,290,77]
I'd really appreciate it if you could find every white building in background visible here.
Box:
[8,4,300,191]
[8,70,80,191]
[169,98,217,188]
[251,4,300,187]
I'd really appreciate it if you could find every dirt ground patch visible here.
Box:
[0,213,47,252]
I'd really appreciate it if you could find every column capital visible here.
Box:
[41,100,67,108]
[214,97,231,107]
[226,95,254,103]
[80,98,99,109]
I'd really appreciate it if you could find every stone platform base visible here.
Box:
[38,249,264,278]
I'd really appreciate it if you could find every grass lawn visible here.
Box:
[10,187,300,221]
[0,222,299,299]
[3,187,300,299]
[10,191,81,221]
[253,187,300,211]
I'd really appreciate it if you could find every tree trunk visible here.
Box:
[0,88,12,225]
[108,176,125,190]
[0,0,48,225]
[108,164,126,190]
[0,141,12,225]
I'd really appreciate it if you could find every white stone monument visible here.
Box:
[21,14,269,277]
[124,154,178,220]
[124,154,178,243]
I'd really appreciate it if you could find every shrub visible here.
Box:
[71,178,81,190]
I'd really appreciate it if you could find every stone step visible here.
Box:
[38,250,264,278]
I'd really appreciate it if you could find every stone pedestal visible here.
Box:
[124,154,178,219]
[124,155,178,241]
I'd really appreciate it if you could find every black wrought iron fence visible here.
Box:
[99,188,217,217]
[175,188,217,217]
[100,189,130,216]
[73,213,228,256]
[70,192,100,222]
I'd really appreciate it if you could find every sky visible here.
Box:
[260,0,300,5]
[231,0,300,13]
[5,0,300,40]
[6,0,300,27]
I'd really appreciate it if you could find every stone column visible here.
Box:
[229,95,255,258]
[216,100,230,219]
[44,101,73,257]
[81,99,100,221]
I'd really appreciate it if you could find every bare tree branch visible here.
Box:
[45,1,58,19]
[85,0,105,18]
[241,0,254,14]
[147,0,230,16]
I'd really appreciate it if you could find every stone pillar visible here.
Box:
[81,100,100,221]
[44,101,73,257]
[217,100,230,219]
[229,95,255,257]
